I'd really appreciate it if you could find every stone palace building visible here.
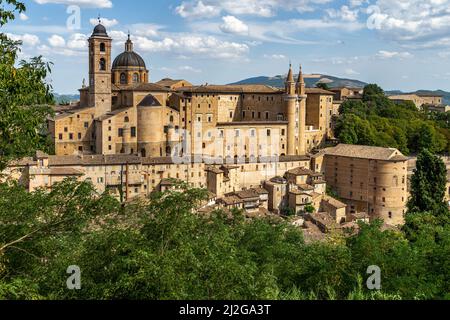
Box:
[2,23,411,233]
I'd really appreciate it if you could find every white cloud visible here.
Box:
[37,44,84,57]
[190,17,362,45]
[176,0,221,19]
[175,0,333,19]
[376,50,413,59]
[344,68,360,75]
[130,24,164,38]
[219,16,249,35]
[67,33,88,49]
[349,0,367,7]
[263,54,286,59]
[134,34,249,59]
[326,5,359,22]
[90,17,118,28]
[366,0,450,45]
[33,0,112,8]
[179,65,202,73]
[48,34,66,47]
[7,33,40,47]
[19,13,29,21]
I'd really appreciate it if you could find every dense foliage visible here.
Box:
[0,177,448,300]
[0,0,54,171]
[335,84,450,155]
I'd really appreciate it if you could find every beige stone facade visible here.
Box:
[49,24,335,160]
[314,144,409,226]
[1,23,412,229]
[388,93,443,109]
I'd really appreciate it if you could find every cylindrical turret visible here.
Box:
[297,65,307,155]
[284,64,297,155]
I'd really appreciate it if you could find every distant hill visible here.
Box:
[386,89,450,105]
[230,74,368,89]
[53,93,79,105]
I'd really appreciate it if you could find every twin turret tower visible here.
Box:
[284,64,307,156]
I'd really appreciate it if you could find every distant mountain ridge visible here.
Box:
[231,74,450,105]
[53,93,79,104]
[229,74,368,89]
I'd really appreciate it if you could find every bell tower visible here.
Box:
[88,20,112,117]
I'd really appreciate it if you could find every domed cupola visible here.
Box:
[92,23,108,37]
[112,34,149,85]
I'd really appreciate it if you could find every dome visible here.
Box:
[92,23,108,37]
[112,51,146,69]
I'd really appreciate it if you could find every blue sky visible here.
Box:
[4,0,450,93]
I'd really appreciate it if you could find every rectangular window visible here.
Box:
[118,128,124,137]
[78,133,82,139]
[84,122,89,128]
[69,133,73,140]
[131,127,136,137]
[58,134,63,140]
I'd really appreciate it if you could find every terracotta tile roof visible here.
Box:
[252,187,269,195]
[96,107,132,121]
[137,94,163,107]
[48,167,83,176]
[322,195,346,209]
[235,189,260,200]
[180,84,283,94]
[305,88,335,95]
[114,83,170,92]
[54,107,95,120]
[220,195,243,205]
[297,184,315,191]
[323,144,408,161]
[289,189,312,196]
[156,78,191,88]
[205,166,224,174]
[287,167,314,176]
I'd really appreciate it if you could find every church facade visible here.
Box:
[49,23,335,161]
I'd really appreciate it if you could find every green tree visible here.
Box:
[363,84,384,102]
[0,0,54,171]
[407,149,448,218]
[316,83,330,90]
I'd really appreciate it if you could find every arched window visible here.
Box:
[393,176,399,187]
[120,73,127,84]
[166,146,172,155]
[133,73,139,83]
[169,115,174,123]
[124,116,129,123]
[100,43,106,52]
[141,149,146,157]
[99,58,106,71]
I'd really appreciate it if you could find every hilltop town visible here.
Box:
[3,23,450,240]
